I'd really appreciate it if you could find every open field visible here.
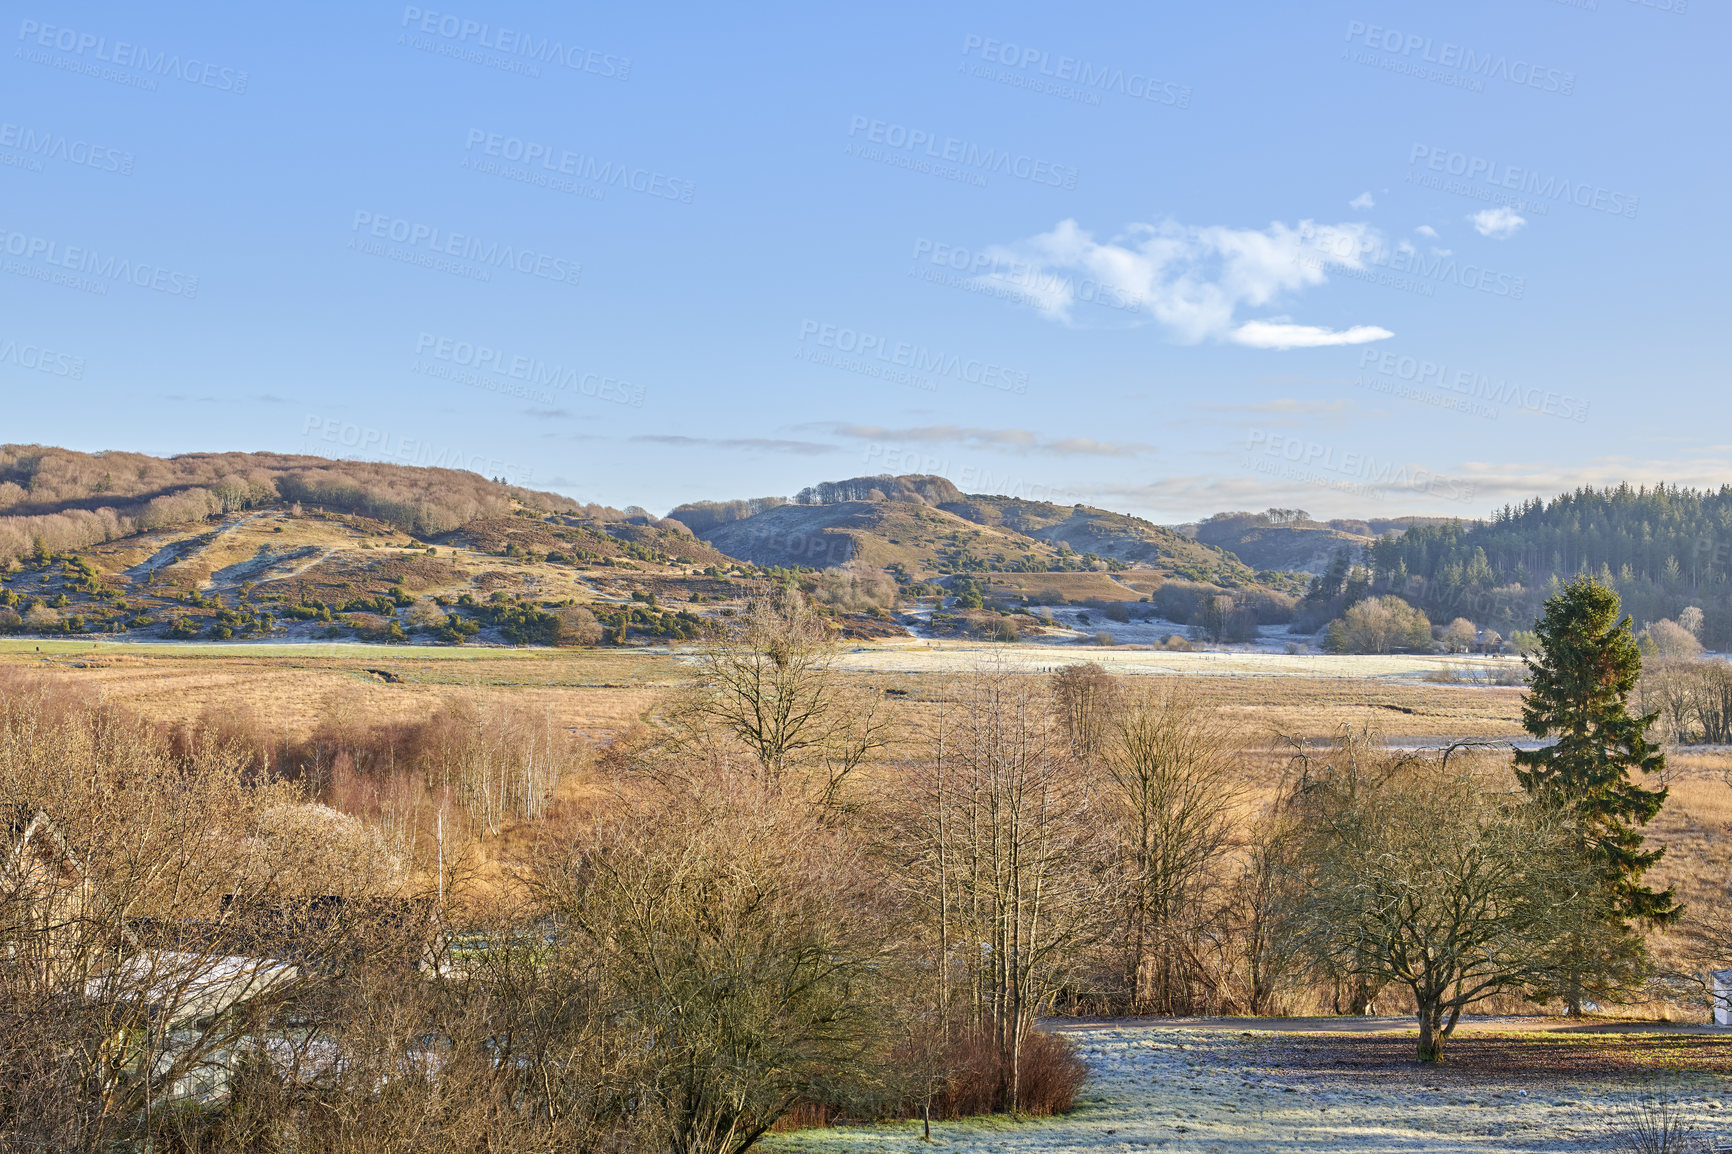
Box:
[767,1022,1732,1153]
[7,633,1728,1011]
[0,638,1529,743]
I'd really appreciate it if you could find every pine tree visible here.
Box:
[1514,577,1679,1013]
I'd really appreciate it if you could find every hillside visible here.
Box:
[942,496,1258,585]
[0,447,791,647]
[1189,513,1375,575]
[1370,484,1732,646]
[687,476,1261,586]
[1183,511,1460,575]
[694,498,1069,573]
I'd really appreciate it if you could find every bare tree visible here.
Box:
[0,673,419,1152]
[1101,683,1236,1014]
[904,665,1111,1110]
[1288,745,1591,1061]
[536,774,901,1154]
[689,584,890,802]
[1049,662,1120,769]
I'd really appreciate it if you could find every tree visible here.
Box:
[1514,577,1679,1014]
[691,585,888,799]
[1101,684,1235,1014]
[1050,663,1119,769]
[1189,596,1256,644]
[904,667,1109,1112]
[1640,618,1702,658]
[539,779,899,1154]
[1322,596,1431,653]
[1290,748,1588,1062]
[1441,617,1477,654]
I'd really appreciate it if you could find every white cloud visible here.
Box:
[972,217,1394,349]
[1229,320,1394,350]
[809,422,1152,457]
[631,435,835,455]
[1469,207,1526,239]
[1416,225,1439,238]
[1349,191,1376,209]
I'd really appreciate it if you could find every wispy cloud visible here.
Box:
[631,434,835,455]
[1349,191,1376,209]
[971,217,1395,350]
[810,422,1153,457]
[1191,398,1370,426]
[1469,207,1526,239]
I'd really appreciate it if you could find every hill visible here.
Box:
[682,475,1260,585]
[1184,511,1459,575]
[692,497,1071,574]
[941,496,1257,584]
[0,446,792,648]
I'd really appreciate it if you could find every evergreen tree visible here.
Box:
[1514,577,1679,1012]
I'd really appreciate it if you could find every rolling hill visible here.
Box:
[683,475,1261,585]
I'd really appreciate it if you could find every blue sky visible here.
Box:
[0,0,1722,522]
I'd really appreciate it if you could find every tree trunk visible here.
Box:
[1416,1001,1444,1063]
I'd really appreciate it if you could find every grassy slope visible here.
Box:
[1189,517,1375,575]
[696,500,1070,575]
[943,497,1260,585]
[5,504,764,645]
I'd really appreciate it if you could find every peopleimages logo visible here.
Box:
[845,115,1079,190]
[797,320,1029,395]
[1356,349,1589,423]
[16,19,249,93]
[413,332,644,407]
[348,212,582,286]
[0,336,83,379]
[960,34,1191,108]
[0,121,133,175]
[1343,21,1575,95]
[1407,144,1637,220]
[1296,226,1524,300]
[462,130,694,204]
[0,226,198,297]
[398,8,630,79]
[1244,430,1476,503]
[301,415,534,485]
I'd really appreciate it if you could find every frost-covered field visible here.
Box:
[832,640,1527,682]
[766,1024,1730,1153]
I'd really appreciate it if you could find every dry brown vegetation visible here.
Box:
[5,576,1730,1149]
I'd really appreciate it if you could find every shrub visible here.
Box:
[1323,596,1431,653]
[1640,618,1703,659]
[934,1029,1087,1119]
[1093,631,1116,646]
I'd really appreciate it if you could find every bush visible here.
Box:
[1640,618,1703,659]
[1323,596,1432,653]
[1093,631,1116,646]
[1440,617,1478,653]
[933,1029,1087,1119]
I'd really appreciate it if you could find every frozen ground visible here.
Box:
[832,641,1529,682]
[767,1021,1731,1153]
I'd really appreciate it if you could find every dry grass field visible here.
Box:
[7,634,1729,1023]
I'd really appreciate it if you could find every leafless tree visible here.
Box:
[1101,683,1236,1014]
[1286,743,1593,1061]
[687,584,891,803]
[903,665,1111,1110]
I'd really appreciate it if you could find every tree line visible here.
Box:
[1370,482,1732,645]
